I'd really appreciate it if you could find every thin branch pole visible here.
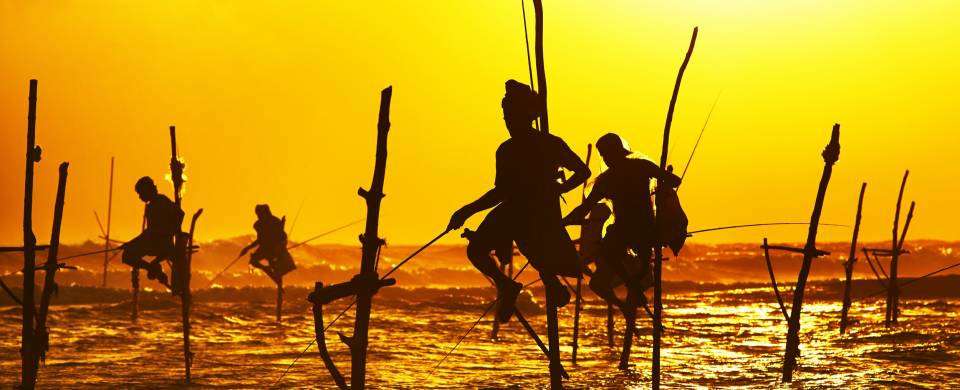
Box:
[22,79,40,389]
[782,124,840,382]
[102,157,114,288]
[887,171,908,327]
[350,87,393,389]
[862,249,889,290]
[763,238,790,323]
[36,163,68,367]
[890,201,914,325]
[840,183,866,334]
[651,27,698,389]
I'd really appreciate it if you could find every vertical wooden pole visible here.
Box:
[782,124,840,382]
[351,86,392,389]
[22,79,39,389]
[277,277,283,323]
[545,287,563,389]
[606,304,614,347]
[102,157,114,288]
[840,183,866,335]
[35,163,69,369]
[650,28,698,388]
[891,201,914,325]
[571,275,583,364]
[131,268,140,321]
[887,170,908,327]
[182,210,201,383]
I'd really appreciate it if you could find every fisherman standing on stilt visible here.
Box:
[564,133,681,313]
[239,204,295,285]
[448,79,590,323]
[121,176,182,287]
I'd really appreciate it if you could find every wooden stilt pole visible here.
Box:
[350,87,393,389]
[571,275,583,364]
[840,183,866,334]
[781,124,840,382]
[131,268,140,321]
[21,79,40,389]
[277,276,283,323]
[606,304,615,347]
[102,157,114,288]
[890,200,914,325]
[35,163,69,370]
[887,171,908,327]
[649,28,698,388]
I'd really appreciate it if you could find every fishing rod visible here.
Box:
[273,229,454,386]
[429,263,535,376]
[679,92,721,182]
[287,218,364,251]
[58,247,122,261]
[205,218,363,289]
[856,260,960,302]
[688,222,848,235]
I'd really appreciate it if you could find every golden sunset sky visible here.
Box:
[1,1,957,246]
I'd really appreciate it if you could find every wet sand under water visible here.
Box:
[2,287,959,389]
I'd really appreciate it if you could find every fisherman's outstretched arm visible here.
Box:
[557,142,591,194]
[448,188,503,230]
[563,188,604,225]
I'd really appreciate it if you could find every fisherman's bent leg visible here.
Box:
[122,236,154,269]
[589,263,624,309]
[600,225,647,298]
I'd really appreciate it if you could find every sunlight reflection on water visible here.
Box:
[1,289,958,388]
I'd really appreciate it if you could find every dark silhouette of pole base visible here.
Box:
[840,183,866,334]
[21,79,40,389]
[781,124,841,382]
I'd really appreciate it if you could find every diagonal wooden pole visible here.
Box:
[35,163,69,368]
[887,170,908,327]
[840,183,866,334]
[102,157,114,288]
[782,124,840,382]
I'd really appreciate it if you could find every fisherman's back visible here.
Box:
[594,158,662,230]
[495,132,572,219]
[145,194,181,238]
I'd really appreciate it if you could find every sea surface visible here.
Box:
[1,286,958,389]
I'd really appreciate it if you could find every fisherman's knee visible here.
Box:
[466,241,492,262]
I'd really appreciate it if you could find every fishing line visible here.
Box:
[855,260,960,302]
[688,222,848,235]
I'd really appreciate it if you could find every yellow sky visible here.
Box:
[1,1,958,247]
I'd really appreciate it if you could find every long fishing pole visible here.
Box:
[429,267,536,376]
[856,260,960,302]
[59,247,122,261]
[688,222,848,235]
[273,229,454,385]
[207,219,363,289]
[679,92,721,182]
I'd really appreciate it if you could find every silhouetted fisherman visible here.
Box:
[448,79,590,323]
[239,204,295,285]
[564,133,681,312]
[121,177,182,287]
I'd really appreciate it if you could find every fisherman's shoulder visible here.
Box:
[153,194,175,208]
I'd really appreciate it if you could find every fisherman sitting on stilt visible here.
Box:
[239,204,295,285]
[121,176,183,287]
[564,133,681,314]
[448,79,590,323]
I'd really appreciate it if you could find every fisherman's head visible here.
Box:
[254,204,272,219]
[596,133,632,167]
[501,79,543,136]
[134,176,158,203]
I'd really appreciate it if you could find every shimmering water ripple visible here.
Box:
[1,287,957,388]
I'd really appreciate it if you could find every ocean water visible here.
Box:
[1,287,958,389]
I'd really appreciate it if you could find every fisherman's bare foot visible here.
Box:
[496,280,523,323]
[146,262,169,287]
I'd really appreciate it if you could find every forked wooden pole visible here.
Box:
[840,183,866,334]
[781,124,840,382]
[35,163,69,370]
[886,171,908,327]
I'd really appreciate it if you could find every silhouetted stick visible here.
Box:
[35,162,68,367]
[131,267,140,321]
[856,260,960,302]
[607,304,615,347]
[21,79,40,389]
[102,157,114,288]
[889,200,914,326]
[647,27,698,389]
[886,171,908,327]
[182,209,202,383]
[840,183,866,335]
[516,309,570,379]
[862,249,889,290]
[762,238,790,323]
[311,282,347,389]
[347,86,393,389]
[277,276,283,323]
[781,124,840,382]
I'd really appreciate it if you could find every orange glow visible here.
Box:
[1,1,958,245]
